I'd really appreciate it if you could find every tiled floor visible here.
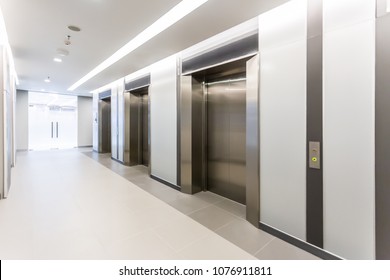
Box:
[85,150,320,260]
[0,149,320,260]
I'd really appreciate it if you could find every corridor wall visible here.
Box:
[92,0,390,259]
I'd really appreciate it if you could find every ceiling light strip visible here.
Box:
[0,7,19,85]
[68,0,209,91]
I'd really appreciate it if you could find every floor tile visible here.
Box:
[193,191,226,204]
[188,205,240,231]
[255,238,321,260]
[214,199,246,218]
[105,230,177,259]
[176,234,257,260]
[153,216,211,252]
[167,196,211,215]
[215,219,274,255]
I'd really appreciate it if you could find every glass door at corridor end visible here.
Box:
[28,92,77,150]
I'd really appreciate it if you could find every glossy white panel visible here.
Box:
[259,1,307,239]
[77,97,93,147]
[92,93,98,152]
[16,91,28,150]
[323,0,375,33]
[323,20,375,259]
[258,0,307,52]
[150,55,177,185]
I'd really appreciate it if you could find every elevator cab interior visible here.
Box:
[186,58,248,205]
[124,86,150,167]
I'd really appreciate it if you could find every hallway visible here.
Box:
[0,149,318,260]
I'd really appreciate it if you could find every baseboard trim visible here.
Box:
[150,175,181,191]
[259,222,342,260]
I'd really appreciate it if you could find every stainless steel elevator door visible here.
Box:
[207,75,246,204]
[128,87,149,167]
[141,94,149,166]
[99,97,111,153]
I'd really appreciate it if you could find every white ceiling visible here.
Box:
[0,0,288,96]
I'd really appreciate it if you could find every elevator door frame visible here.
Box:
[180,55,260,226]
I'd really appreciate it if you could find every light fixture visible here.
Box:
[54,57,62,62]
[68,25,81,32]
[0,7,19,84]
[68,0,209,91]
[44,76,51,83]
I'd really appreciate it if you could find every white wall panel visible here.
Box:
[323,0,375,259]
[150,55,177,185]
[323,0,375,33]
[259,0,307,240]
[77,97,93,147]
[15,90,28,151]
[259,0,307,51]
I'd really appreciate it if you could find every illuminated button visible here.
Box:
[312,157,318,162]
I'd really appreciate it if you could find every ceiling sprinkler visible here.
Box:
[64,35,71,46]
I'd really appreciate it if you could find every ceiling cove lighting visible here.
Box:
[0,7,19,84]
[68,0,209,91]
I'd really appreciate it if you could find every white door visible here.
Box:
[28,92,77,150]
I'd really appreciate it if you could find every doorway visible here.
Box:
[124,86,149,167]
[180,55,260,225]
[191,60,247,204]
[28,92,77,150]
[98,96,111,153]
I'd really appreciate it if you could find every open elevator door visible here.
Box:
[123,85,150,167]
[98,95,112,153]
[190,60,247,205]
[180,55,260,226]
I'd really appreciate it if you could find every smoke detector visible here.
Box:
[64,35,71,46]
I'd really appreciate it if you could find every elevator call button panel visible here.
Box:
[309,141,320,169]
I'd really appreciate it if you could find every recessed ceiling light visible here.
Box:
[44,76,51,83]
[68,25,81,32]
[56,48,69,56]
[68,0,209,91]
[54,57,62,62]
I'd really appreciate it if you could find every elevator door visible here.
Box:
[141,93,149,166]
[207,74,246,204]
[99,97,111,153]
[128,87,149,167]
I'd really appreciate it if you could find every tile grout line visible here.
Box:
[253,237,276,257]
